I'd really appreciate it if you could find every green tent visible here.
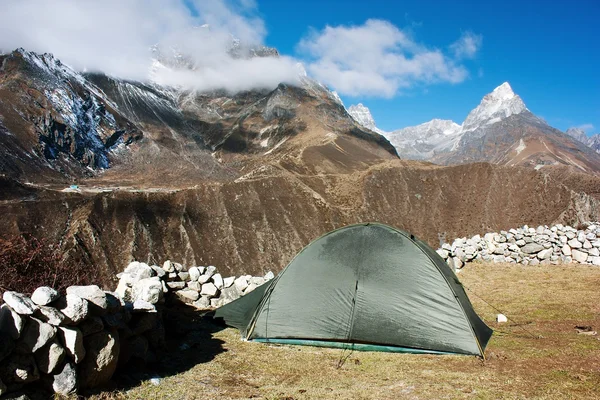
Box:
[213,223,492,356]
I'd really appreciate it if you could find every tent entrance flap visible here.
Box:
[213,223,493,356]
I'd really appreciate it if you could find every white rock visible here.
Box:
[176,289,200,303]
[56,294,89,324]
[193,296,211,309]
[132,277,163,305]
[497,314,508,323]
[591,256,600,266]
[67,285,108,312]
[562,244,572,256]
[572,249,588,263]
[3,292,37,315]
[187,281,201,291]
[34,341,66,374]
[578,231,587,243]
[212,273,224,289]
[205,265,217,278]
[17,317,56,353]
[124,262,154,281]
[264,271,275,280]
[31,287,60,306]
[234,276,249,291]
[162,260,175,273]
[133,300,156,312]
[188,266,200,281]
[57,326,86,364]
[223,276,235,288]
[568,238,582,249]
[588,247,600,257]
[529,258,540,266]
[537,249,553,260]
[200,283,219,297]
[198,274,212,284]
[0,304,24,340]
[592,241,600,248]
[52,362,78,395]
[166,281,186,290]
[35,305,66,326]
[583,240,593,249]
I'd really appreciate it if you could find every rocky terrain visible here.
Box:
[1,49,600,285]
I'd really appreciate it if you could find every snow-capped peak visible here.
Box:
[348,103,385,134]
[462,82,527,131]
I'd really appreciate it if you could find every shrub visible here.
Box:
[0,235,99,296]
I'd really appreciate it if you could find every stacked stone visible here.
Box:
[437,223,600,269]
[114,260,275,311]
[0,282,165,397]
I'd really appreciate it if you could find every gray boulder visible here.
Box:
[56,294,89,324]
[16,317,56,353]
[218,285,243,307]
[0,305,24,340]
[3,292,37,315]
[193,296,211,309]
[124,262,154,281]
[52,361,78,395]
[187,281,201,291]
[34,340,65,374]
[132,277,163,304]
[67,285,108,314]
[234,276,249,291]
[35,305,66,326]
[79,330,120,389]
[57,327,86,364]
[223,276,235,288]
[31,287,60,306]
[521,243,544,254]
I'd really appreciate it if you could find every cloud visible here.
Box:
[450,32,483,59]
[576,124,595,133]
[297,19,477,98]
[0,0,299,92]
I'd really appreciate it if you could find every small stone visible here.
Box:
[55,294,89,324]
[16,317,56,353]
[578,231,587,243]
[35,305,66,326]
[178,272,190,281]
[562,244,572,256]
[250,277,266,286]
[52,361,78,395]
[568,238,582,249]
[234,276,249,291]
[572,249,588,263]
[218,285,243,306]
[57,326,86,364]
[0,304,24,340]
[521,243,544,254]
[67,285,108,314]
[198,274,212,284]
[168,272,178,279]
[436,249,449,259]
[591,256,600,266]
[133,300,156,312]
[223,276,235,288]
[200,283,219,297]
[124,262,155,281]
[187,281,201,291]
[212,273,224,289]
[204,266,217,278]
[188,267,200,281]
[176,289,200,303]
[588,247,600,257]
[2,292,37,315]
[150,265,166,278]
[173,262,185,272]
[34,340,65,374]
[537,249,553,260]
[1,354,39,384]
[162,260,175,272]
[264,271,275,281]
[583,240,593,249]
[515,239,526,247]
[31,287,60,306]
[166,281,186,290]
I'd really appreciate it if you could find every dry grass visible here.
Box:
[94,263,600,399]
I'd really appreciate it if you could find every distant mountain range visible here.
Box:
[348,82,600,174]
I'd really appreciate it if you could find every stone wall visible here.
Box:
[0,260,272,397]
[437,223,600,269]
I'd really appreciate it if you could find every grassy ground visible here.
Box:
[95,263,600,399]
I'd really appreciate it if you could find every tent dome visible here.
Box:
[213,223,492,356]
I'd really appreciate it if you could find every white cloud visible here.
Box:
[297,19,477,98]
[0,0,299,92]
[450,32,483,60]
[576,123,595,133]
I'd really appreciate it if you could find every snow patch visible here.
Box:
[514,139,526,155]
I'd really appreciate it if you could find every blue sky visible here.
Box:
[256,0,599,133]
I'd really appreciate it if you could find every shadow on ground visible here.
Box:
[86,302,228,397]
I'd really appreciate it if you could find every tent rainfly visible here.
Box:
[213,223,493,356]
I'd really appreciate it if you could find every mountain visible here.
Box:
[565,128,600,154]
[347,103,385,134]
[1,50,600,284]
[378,82,600,173]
